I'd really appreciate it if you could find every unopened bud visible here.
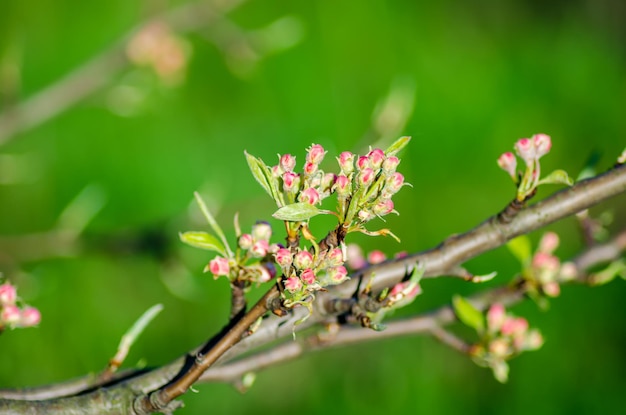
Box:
[326,248,344,266]
[337,151,355,173]
[356,156,370,170]
[282,172,301,193]
[251,221,272,242]
[367,250,387,264]
[538,232,559,254]
[251,240,269,258]
[298,187,320,205]
[372,199,394,216]
[487,303,506,332]
[358,168,375,187]
[533,133,552,158]
[238,234,253,250]
[333,175,351,196]
[284,276,302,293]
[300,268,316,285]
[327,266,348,283]
[1,305,21,325]
[497,152,517,180]
[19,307,41,327]
[279,154,296,172]
[514,137,536,166]
[367,148,385,169]
[0,283,17,305]
[306,144,326,164]
[385,172,404,194]
[382,156,400,173]
[275,248,293,268]
[208,256,230,277]
[293,250,314,269]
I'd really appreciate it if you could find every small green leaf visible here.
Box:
[537,169,574,186]
[471,271,497,283]
[193,192,233,257]
[452,295,485,333]
[384,136,411,156]
[273,202,322,222]
[244,151,273,198]
[506,235,532,265]
[179,231,225,255]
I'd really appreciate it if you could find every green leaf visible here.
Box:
[537,169,574,186]
[452,295,485,333]
[193,192,233,257]
[244,151,273,198]
[506,235,532,265]
[384,136,411,156]
[179,231,225,255]
[273,202,322,222]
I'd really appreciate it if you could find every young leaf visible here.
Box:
[244,151,273,198]
[506,235,532,265]
[452,295,485,333]
[193,192,233,257]
[537,169,574,186]
[179,231,225,255]
[273,202,322,222]
[384,136,411,156]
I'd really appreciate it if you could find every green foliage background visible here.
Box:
[1,0,625,414]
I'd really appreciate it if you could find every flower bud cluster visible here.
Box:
[0,282,41,329]
[527,232,577,297]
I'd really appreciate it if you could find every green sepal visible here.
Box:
[179,231,226,256]
[452,295,485,333]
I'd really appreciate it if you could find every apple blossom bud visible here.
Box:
[19,307,41,327]
[333,174,351,196]
[497,152,517,180]
[382,156,400,173]
[300,268,316,285]
[275,248,293,268]
[559,262,577,281]
[514,138,536,166]
[299,187,320,205]
[321,173,336,192]
[293,250,314,269]
[271,165,282,177]
[538,232,559,254]
[489,338,510,357]
[367,250,387,264]
[251,240,269,258]
[1,305,21,325]
[252,221,272,242]
[306,144,326,164]
[279,154,296,172]
[542,281,561,297]
[326,248,344,266]
[284,275,302,293]
[367,148,385,169]
[357,168,375,187]
[487,303,506,332]
[238,234,253,250]
[525,329,544,350]
[346,244,366,270]
[209,256,230,277]
[389,280,421,303]
[0,283,17,305]
[283,172,301,193]
[385,172,404,194]
[533,133,552,158]
[358,209,375,222]
[501,317,528,336]
[268,243,281,254]
[254,263,275,283]
[532,252,560,273]
[327,266,348,283]
[337,151,355,173]
[372,199,394,216]
[356,156,370,170]
[303,161,317,175]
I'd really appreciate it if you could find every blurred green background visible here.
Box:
[1,0,625,414]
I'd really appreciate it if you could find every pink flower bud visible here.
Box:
[367,148,385,169]
[382,156,400,173]
[337,151,355,173]
[372,199,394,216]
[303,161,317,175]
[487,303,506,332]
[298,187,320,205]
[533,133,552,158]
[0,283,17,305]
[532,252,560,273]
[497,152,517,180]
[358,168,375,187]
[389,280,421,302]
[252,221,272,242]
[306,144,326,164]
[501,317,528,336]
[525,329,544,350]
[356,156,370,170]
[538,232,559,254]
[346,244,366,270]
[327,266,348,283]
[275,248,293,268]
[1,305,21,325]
[300,268,316,285]
[238,234,253,250]
[279,154,296,172]
[271,165,282,177]
[19,307,41,327]
[293,250,314,269]
[282,171,301,193]
[514,138,536,166]
[385,172,404,194]
[394,251,408,259]
[326,248,344,266]
[358,209,375,222]
[284,275,302,293]
[489,338,510,357]
[209,256,230,277]
[321,173,336,191]
[542,281,561,297]
[367,250,387,264]
[251,240,269,258]
[253,263,275,283]
[268,243,281,254]
[559,262,577,280]
[333,174,351,196]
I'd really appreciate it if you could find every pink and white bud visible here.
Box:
[208,256,230,277]
[372,199,394,216]
[367,250,387,264]
[271,165,283,177]
[357,168,376,187]
[389,280,421,301]
[559,262,578,281]
[326,248,344,266]
[293,250,314,270]
[1,305,21,325]
[282,172,301,193]
[333,175,351,196]
[250,240,269,258]
[394,251,408,259]
[0,283,17,305]
[299,187,321,205]
[252,221,272,242]
[358,209,375,222]
[346,244,366,270]
[268,243,281,254]
[300,268,316,285]
[542,281,561,297]
[497,152,517,180]
[382,156,400,173]
[238,233,254,250]
[253,263,275,283]
[279,154,296,172]
[19,307,41,327]
[538,231,559,254]
[275,248,293,268]
[321,173,337,192]
[327,266,348,283]
[487,303,506,332]
[356,156,370,171]
[524,329,544,350]
[489,338,510,357]
[303,161,317,175]
[367,148,385,169]
[514,138,536,166]
[385,172,404,194]
[337,151,355,173]
[532,252,560,273]
[501,317,529,337]
[306,144,326,164]
[284,276,303,293]
[533,133,552,158]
